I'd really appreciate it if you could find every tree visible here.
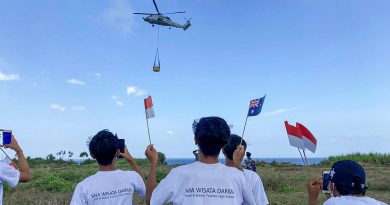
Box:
[158,152,167,165]
[56,150,66,160]
[46,154,55,161]
[79,152,89,158]
[68,151,74,159]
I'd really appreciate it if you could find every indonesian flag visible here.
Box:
[296,122,317,153]
[144,96,155,119]
[3,156,17,169]
[284,121,305,149]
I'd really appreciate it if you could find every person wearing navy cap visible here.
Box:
[307,160,387,205]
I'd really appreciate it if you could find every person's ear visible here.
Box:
[115,149,121,158]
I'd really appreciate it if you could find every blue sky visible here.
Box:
[0,0,389,159]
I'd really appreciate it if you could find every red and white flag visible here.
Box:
[284,121,305,149]
[3,156,17,169]
[296,122,317,153]
[144,96,155,119]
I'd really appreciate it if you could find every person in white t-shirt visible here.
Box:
[222,134,269,205]
[307,160,387,205]
[0,134,31,205]
[148,116,256,205]
[70,129,158,205]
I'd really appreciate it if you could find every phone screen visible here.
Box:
[2,130,12,145]
[322,171,331,193]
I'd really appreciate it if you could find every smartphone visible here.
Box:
[322,170,331,194]
[117,139,125,158]
[0,130,12,145]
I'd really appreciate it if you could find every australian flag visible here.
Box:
[247,95,266,117]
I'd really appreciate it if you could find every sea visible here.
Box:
[166,158,326,166]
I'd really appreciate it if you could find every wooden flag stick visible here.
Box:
[297,148,306,166]
[302,149,309,166]
[145,109,152,145]
[241,115,249,144]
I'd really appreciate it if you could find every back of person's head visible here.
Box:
[224,134,247,160]
[89,129,119,166]
[246,152,251,158]
[193,116,230,157]
[330,160,368,195]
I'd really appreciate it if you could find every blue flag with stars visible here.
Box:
[247,95,266,117]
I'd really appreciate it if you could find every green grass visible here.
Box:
[318,152,390,166]
[4,154,390,205]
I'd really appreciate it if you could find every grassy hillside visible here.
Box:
[4,154,390,205]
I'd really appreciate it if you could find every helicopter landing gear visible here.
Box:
[152,24,155,27]
[169,27,171,29]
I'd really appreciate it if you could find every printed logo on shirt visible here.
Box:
[90,187,133,201]
[185,187,235,199]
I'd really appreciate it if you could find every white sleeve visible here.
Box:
[322,197,335,205]
[253,175,269,205]
[241,174,256,205]
[70,183,87,205]
[133,171,146,197]
[150,170,176,205]
[0,162,20,187]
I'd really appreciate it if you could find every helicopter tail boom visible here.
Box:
[182,19,191,31]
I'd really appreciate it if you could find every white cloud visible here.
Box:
[263,107,302,116]
[95,73,102,79]
[126,86,146,96]
[100,0,136,33]
[72,106,86,112]
[50,104,66,112]
[112,95,118,100]
[0,71,19,81]
[115,101,124,106]
[166,130,174,135]
[67,78,85,85]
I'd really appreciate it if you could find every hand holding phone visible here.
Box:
[322,170,331,194]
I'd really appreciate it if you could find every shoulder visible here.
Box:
[243,169,260,180]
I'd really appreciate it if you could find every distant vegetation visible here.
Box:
[319,152,390,166]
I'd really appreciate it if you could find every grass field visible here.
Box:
[4,156,390,205]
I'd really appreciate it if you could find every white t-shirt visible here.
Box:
[70,170,145,205]
[0,161,20,205]
[324,196,388,205]
[243,169,269,205]
[150,161,256,205]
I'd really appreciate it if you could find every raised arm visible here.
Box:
[120,146,145,179]
[233,144,246,171]
[5,136,31,182]
[145,144,158,205]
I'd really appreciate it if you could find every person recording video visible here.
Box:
[70,129,158,205]
[307,160,387,205]
[0,130,31,205]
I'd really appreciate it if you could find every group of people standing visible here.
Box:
[1,116,387,205]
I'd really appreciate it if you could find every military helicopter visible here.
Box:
[133,0,191,31]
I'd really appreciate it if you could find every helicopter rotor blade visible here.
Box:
[152,0,160,14]
[133,12,155,15]
[163,11,186,15]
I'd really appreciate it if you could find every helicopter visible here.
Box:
[134,0,191,31]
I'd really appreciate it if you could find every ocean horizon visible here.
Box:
[166,157,326,166]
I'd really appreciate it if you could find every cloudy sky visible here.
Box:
[0,0,389,159]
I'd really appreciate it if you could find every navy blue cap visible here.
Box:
[330,160,367,189]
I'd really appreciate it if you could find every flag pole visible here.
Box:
[302,149,308,166]
[241,115,249,144]
[145,109,152,145]
[0,147,12,160]
[297,148,306,166]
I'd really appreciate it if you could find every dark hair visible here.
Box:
[89,129,119,166]
[224,134,247,160]
[246,152,251,158]
[192,116,230,157]
[335,177,367,196]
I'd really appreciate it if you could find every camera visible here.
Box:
[0,130,12,145]
[117,139,125,158]
[322,170,331,194]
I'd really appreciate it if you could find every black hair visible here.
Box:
[192,116,230,157]
[246,152,251,158]
[89,129,119,166]
[224,134,247,160]
[335,177,367,196]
